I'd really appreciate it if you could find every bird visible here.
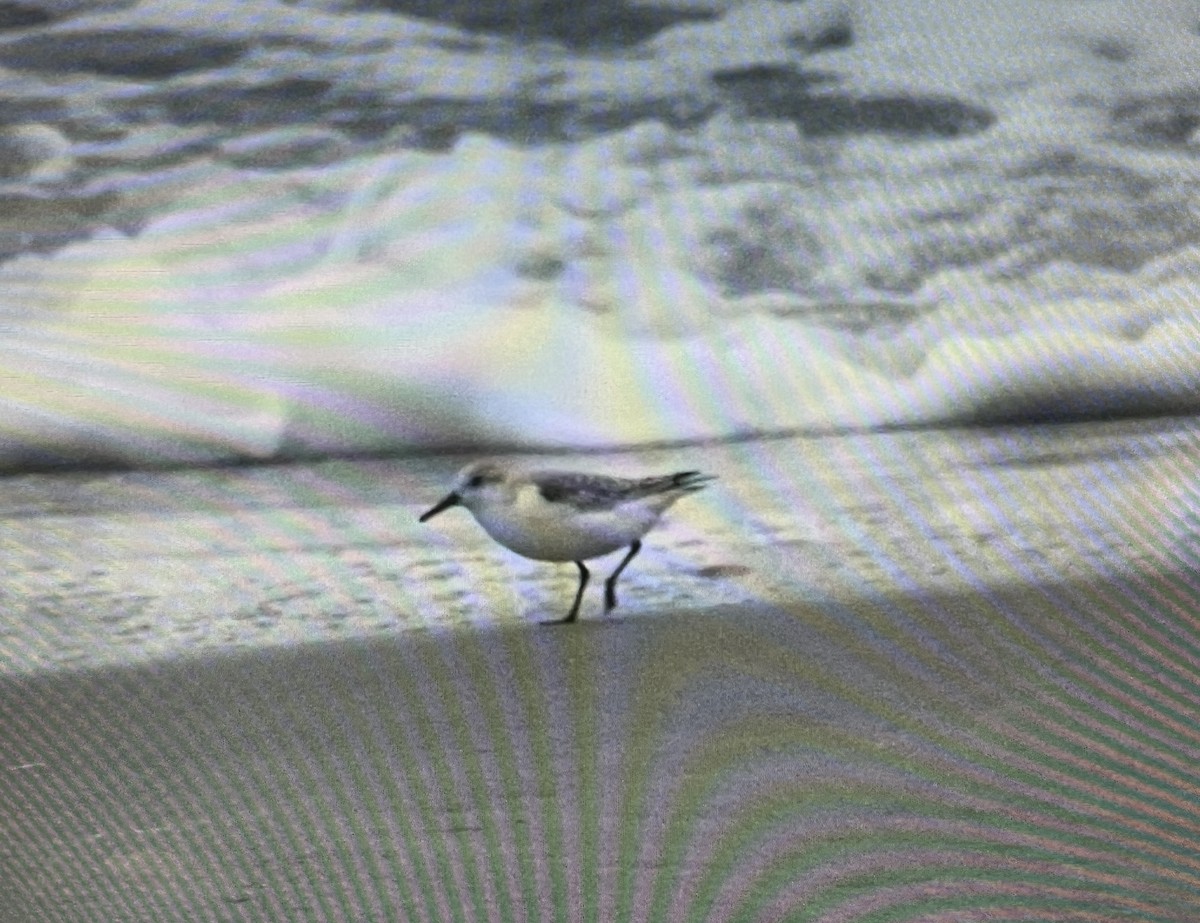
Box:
[419,460,715,624]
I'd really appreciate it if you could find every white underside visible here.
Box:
[468,485,672,561]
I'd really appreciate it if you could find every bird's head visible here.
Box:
[419,461,509,521]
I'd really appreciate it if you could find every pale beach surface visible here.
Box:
[1,420,1198,919]
[1,418,1197,673]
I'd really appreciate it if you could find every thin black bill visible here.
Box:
[419,492,461,522]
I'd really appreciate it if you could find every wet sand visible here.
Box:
[2,419,1200,920]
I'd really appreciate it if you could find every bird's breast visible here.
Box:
[471,498,651,562]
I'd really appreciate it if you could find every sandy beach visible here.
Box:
[2,418,1199,920]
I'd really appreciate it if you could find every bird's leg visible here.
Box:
[543,561,589,625]
[604,539,641,613]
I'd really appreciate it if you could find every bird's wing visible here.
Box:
[533,470,715,510]
[533,472,633,510]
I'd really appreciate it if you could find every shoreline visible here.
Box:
[1,410,1196,478]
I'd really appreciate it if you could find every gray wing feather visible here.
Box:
[535,470,715,510]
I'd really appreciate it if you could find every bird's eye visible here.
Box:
[467,474,485,488]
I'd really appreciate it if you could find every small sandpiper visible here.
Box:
[420,461,715,624]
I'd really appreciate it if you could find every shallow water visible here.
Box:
[2,0,1200,465]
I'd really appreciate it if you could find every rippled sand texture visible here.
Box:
[3,0,1200,462]
[2,421,1200,919]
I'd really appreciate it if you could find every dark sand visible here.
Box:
[2,419,1200,920]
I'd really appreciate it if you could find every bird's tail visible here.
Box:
[636,470,717,497]
[671,470,717,492]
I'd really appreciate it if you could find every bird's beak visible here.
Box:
[419,492,461,522]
